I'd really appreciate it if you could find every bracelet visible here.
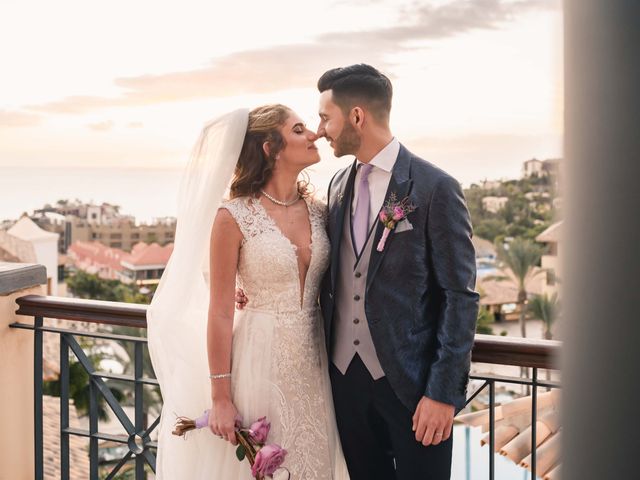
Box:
[209,373,232,380]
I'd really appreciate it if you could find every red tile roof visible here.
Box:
[68,241,172,276]
[123,242,173,267]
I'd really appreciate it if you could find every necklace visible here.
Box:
[260,189,300,207]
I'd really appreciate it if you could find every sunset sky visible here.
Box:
[0,0,563,186]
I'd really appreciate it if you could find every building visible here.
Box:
[523,158,545,177]
[477,270,544,322]
[68,216,176,252]
[30,200,176,253]
[68,241,172,285]
[119,242,173,285]
[0,216,60,294]
[67,241,128,281]
[536,221,562,298]
[473,236,498,278]
[523,158,562,179]
[482,196,509,213]
[42,396,90,479]
[479,179,503,190]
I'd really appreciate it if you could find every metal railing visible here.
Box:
[10,294,561,480]
[464,344,560,479]
[11,295,159,479]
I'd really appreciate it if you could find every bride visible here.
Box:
[147,105,350,479]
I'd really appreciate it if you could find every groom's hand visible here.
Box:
[235,288,247,309]
[412,396,454,447]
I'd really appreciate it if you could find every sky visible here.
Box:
[0,0,563,186]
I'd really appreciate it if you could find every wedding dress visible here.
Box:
[147,109,349,479]
[209,195,350,479]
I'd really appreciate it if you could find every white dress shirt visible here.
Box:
[351,137,400,228]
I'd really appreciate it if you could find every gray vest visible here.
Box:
[331,205,385,379]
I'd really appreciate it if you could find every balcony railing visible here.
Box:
[10,294,561,480]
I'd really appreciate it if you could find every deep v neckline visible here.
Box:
[251,197,315,309]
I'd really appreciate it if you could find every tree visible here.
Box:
[67,270,149,304]
[528,293,559,340]
[43,349,124,421]
[494,238,544,339]
[110,325,163,417]
[528,293,560,382]
[476,307,495,335]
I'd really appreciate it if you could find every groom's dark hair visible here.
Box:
[317,64,392,123]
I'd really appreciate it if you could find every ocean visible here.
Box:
[0,165,340,224]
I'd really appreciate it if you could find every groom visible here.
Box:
[317,64,479,480]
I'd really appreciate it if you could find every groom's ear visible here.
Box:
[351,106,365,130]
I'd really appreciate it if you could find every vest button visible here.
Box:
[354,339,360,346]
[353,294,360,301]
[353,318,360,324]
[355,271,362,278]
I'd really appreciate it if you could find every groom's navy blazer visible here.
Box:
[320,144,479,413]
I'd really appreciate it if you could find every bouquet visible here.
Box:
[173,410,289,479]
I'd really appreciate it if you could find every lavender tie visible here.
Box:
[353,163,373,253]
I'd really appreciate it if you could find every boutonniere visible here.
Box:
[377,192,416,252]
[337,191,344,204]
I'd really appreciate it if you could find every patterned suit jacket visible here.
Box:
[320,144,479,412]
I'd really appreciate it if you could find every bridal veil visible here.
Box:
[146,109,249,478]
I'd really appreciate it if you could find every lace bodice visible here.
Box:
[221,196,330,314]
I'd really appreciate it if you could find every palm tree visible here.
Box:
[494,238,544,338]
[528,293,559,340]
[528,293,560,382]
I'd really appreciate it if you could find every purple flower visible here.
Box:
[248,416,271,444]
[392,205,404,221]
[379,210,389,223]
[251,444,287,477]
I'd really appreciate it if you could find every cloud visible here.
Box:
[87,120,114,132]
[26,0,560,115]
[0,110,41,128]
[127,121,143,128]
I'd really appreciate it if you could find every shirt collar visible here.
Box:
[356,137,400,173]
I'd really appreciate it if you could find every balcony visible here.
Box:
[1,262,561,479]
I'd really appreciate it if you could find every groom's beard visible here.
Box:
[332,122,361,157]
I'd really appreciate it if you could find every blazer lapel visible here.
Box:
[330,160,358,292]
[367,145,413,290]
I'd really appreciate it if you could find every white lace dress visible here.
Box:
[203,195,350,480]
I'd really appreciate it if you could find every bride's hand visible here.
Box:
[209,399,239,445]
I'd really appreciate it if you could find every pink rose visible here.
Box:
[251,444,287,477]
[379,210,389,222]
[392,205,404,221]
[248,416,271,444]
